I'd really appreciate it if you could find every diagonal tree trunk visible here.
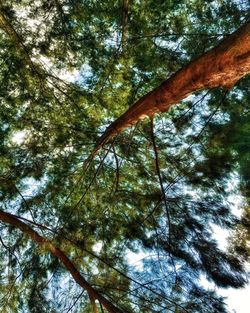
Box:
[95,20,250,151]
[0,209,123,313]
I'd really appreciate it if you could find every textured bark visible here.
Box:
[96,20,250,150]
[0,209,123,313]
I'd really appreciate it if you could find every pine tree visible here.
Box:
[0,1,249,312]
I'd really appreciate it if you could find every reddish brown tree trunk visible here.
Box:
[0,209,123,313]
[96,20,250,150]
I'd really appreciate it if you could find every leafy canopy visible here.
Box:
[0,1,249,312]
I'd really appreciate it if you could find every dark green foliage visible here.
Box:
[0,0,249,312]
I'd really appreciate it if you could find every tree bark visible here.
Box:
[0,209,123,313]
[96,20,250,150]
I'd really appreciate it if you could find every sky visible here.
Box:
[127,248,250,313]
[220,286,250,313]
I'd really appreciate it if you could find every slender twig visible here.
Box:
[111,143,120,193]
[65,290,85,313]
[150,117,171,238]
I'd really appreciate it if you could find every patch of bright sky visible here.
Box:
[200,259,250,313]
[211,175,244,252]
[155,36,183,49]
[104,29,120,48]
[38,55,80,83]
[76,63,93,87]
[93,241,103,254]
[127,250,149,271]
[216,173,249,313]
[220,286,250,313]
[19,177,45,198]
[11,130,28,145]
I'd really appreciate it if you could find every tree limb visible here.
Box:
[95,20,250,152]
[0,209,123,313]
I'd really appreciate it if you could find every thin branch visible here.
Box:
[111,144,120,193]
[14,185,36,223]
[129,32,229,40]
[65,290,85,313]
[150,117,171,237]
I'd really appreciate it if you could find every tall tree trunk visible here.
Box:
[0,209,123,313]
[96,20,250,151]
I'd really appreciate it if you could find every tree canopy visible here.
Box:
[0,1,249,312]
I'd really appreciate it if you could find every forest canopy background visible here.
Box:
[0,1,250,313]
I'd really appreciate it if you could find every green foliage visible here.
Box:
[0,0,249,312]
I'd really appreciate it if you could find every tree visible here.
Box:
[95,19,250,151]
[0,1,249,312]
